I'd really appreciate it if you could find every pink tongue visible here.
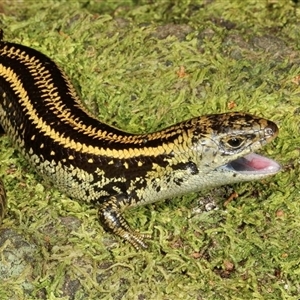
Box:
[248,156,271,170]
[231,153,281,175]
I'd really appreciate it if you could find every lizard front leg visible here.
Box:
[98,194,151,250]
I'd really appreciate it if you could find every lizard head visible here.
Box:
[189,112,280,184]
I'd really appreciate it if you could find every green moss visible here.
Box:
[0,1,299,299]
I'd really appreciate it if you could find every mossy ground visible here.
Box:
[0,1,299,299]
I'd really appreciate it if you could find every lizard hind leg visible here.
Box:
[98,194,151,250]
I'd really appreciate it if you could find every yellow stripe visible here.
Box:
[0,48,192,159]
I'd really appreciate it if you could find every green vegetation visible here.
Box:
[0,0,299,299]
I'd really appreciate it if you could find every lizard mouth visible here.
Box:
[227,153,281,175]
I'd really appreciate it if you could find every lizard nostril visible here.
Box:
[265,120,279,140]
[265,127,274,137]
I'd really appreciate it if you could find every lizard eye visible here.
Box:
[226,137,245,149]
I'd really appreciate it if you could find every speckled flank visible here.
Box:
[0,33,279,249]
